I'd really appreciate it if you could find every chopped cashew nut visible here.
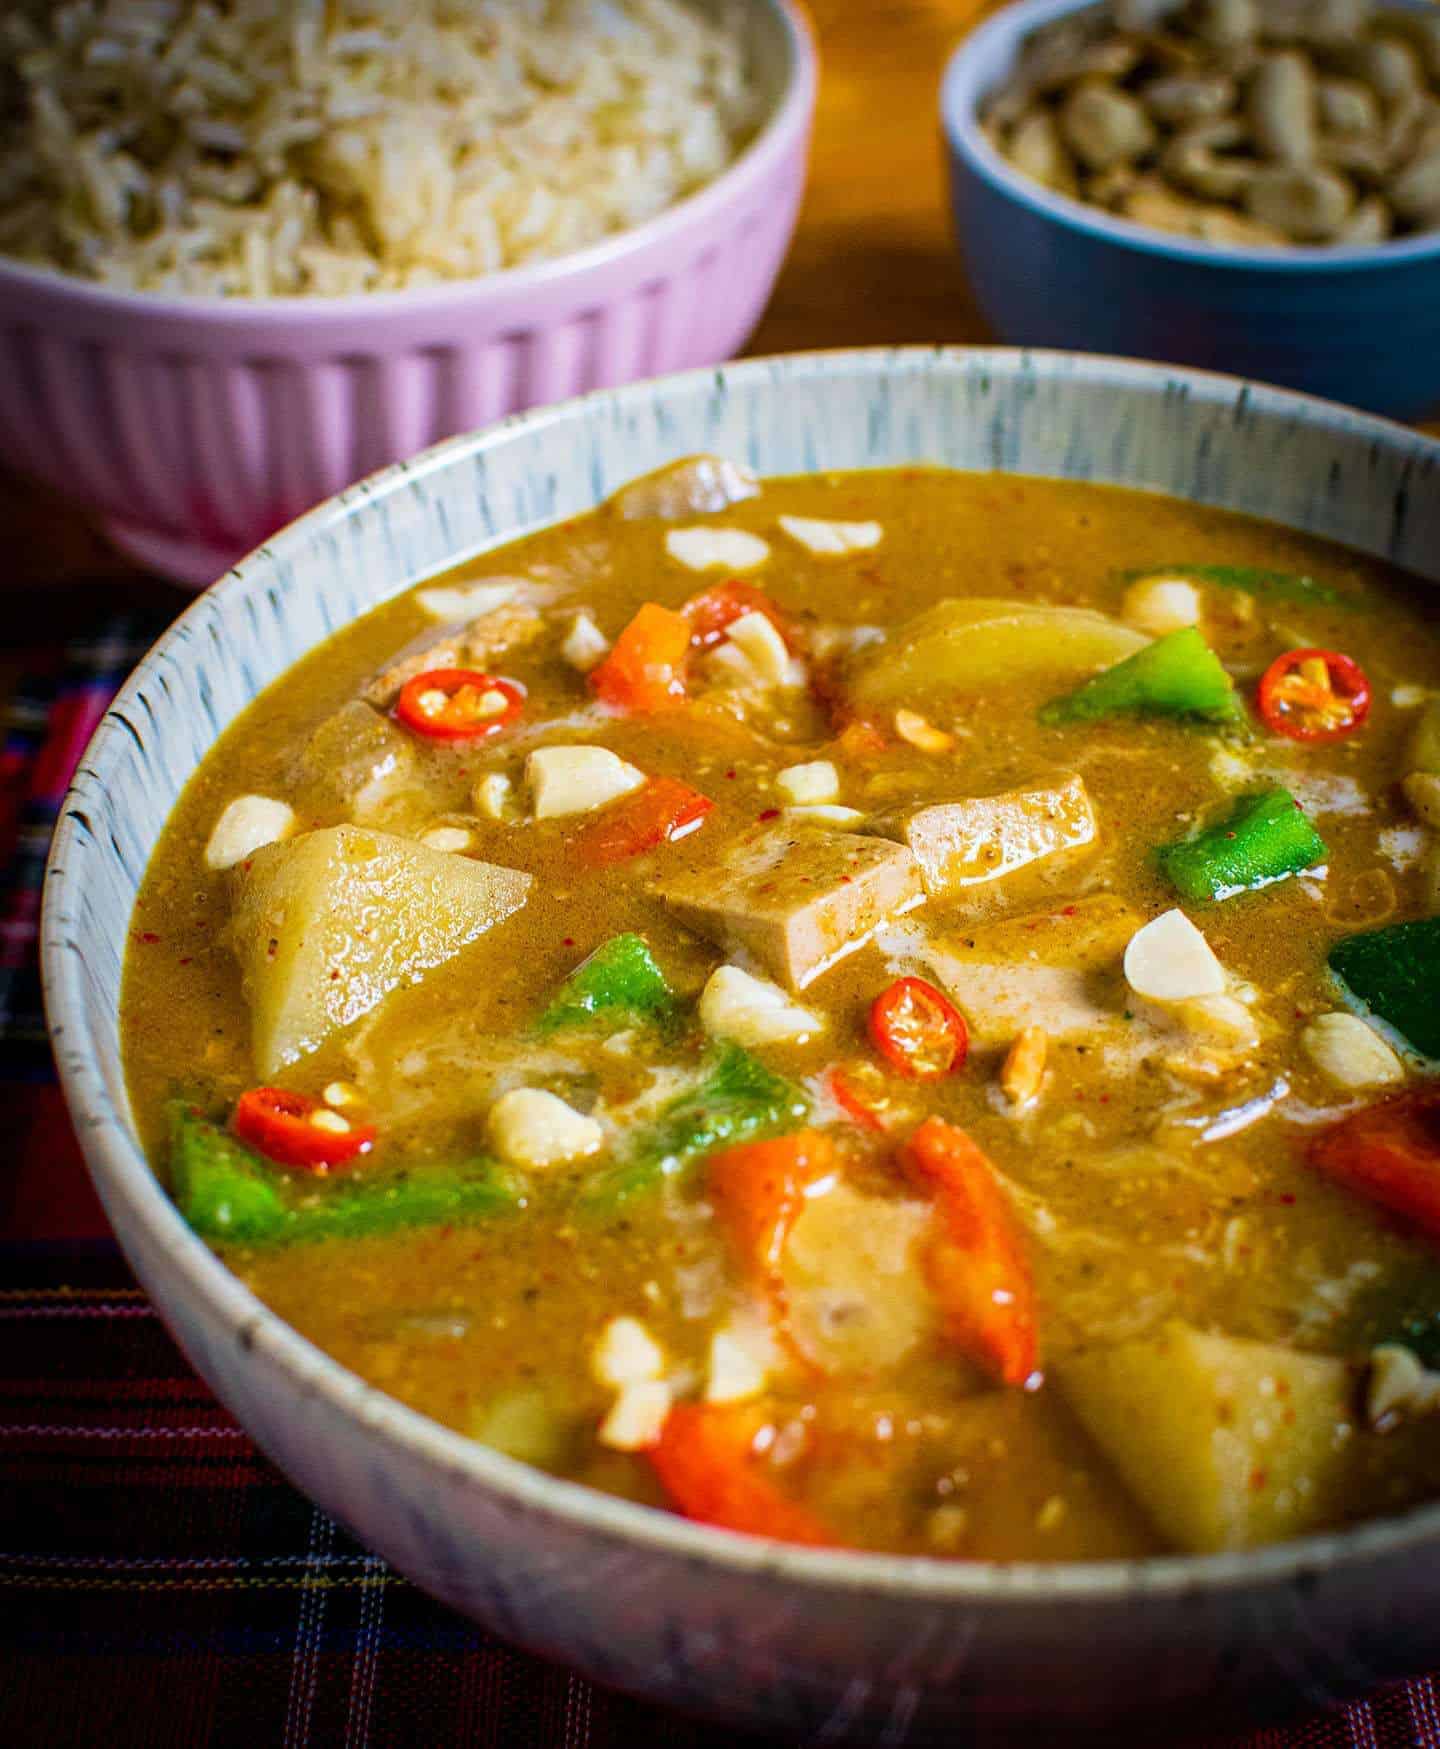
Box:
[725,610,798,687]
[699,964,824,1047]
[1176,993,1260,1050]
[1000,1026,1048,1106]
[474,772,515,821]
[1124,909,1226,1002]
[894,708,953,753]
[598,1378,672,1451]
[785,805,866,827]
[526,746,645,819]
[415,578,541,623]
[592,1316,665,1389]
[705,1324,773,1405]
[1402,772,1440,829]
[419,825,473,854]
[1302,1012,1405,1090]
[778,514,883,556]
[561,612,611,673]
[777,761,840,806]
[1368,1345,1440,1428]
[664,527,771,573]
[1122,575,1203,637]
[487,1088,604,1169]
[204,795,297,871]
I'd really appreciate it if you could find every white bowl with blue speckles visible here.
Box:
[41,349,1440,1743]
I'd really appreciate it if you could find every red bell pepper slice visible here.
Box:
[902,1117,1038,1387]
[1307,1088,1440,1242]
[232,1087,375,1173]
[589,603,691,713]
[648,1401,841,1547]
[868,977,969,1081]
[708,1130,838,1285]
[681,580,796,652]
[1256,648,1371,744]
[394,670,524,742]
[573,775,714,868]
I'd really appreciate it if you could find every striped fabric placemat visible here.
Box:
[1,611,1433,1748]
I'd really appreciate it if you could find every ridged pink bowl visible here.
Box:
[0,0,814,588]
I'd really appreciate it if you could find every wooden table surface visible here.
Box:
[0,0,1430,623]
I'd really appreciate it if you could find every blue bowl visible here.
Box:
[942,0,1440,423]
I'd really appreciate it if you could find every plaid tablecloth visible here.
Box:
[4,614,1439,1748]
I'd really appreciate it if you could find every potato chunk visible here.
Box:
[657,823,924,990]
[850,600,1147,703]
[1059,1323,1359,1553]
[230,826,531,1075]
[875,773,1097,897]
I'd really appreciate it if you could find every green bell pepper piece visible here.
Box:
[1157,788,1328,903]
[170,1105,290,1244]
[1329,917,1440,1062]
[535,933,676,1035]
[169,1105,523,1247]
[1040,627,1240,727]
[577,1042,808,1216]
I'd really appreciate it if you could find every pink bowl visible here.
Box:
[0,0,815,587]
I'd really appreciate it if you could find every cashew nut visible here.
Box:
[1318,77,1381,137]
[1142,73,1238,126]
[1244,162,1355,237]
[1249,51,1318,163]
[1005,107,1079,195]
[1334,191,1393,241]
[1061,81,1158,169]
[1389,142,1440,221]
[1164,118,1260,197]
[1195,0,1261,48]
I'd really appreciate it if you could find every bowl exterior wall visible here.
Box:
[42,347,1440,1740]
[949,164,1440,424]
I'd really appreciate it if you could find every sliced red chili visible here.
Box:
[1256,648,1370,744]
[867,977,969,1081]
[681,580,796,652]
[1307,1088,1440,1242]
[826,1062,895,1130]
[574,775,714,868]
[232,1087,375,1173]
[394,669,524,743]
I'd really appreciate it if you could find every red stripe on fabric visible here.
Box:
[0,1081,112,1242]
[31,686,114,804]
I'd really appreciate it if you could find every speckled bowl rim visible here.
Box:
[42,344,1440,1609]
[0,0,815,319]
[942,0,1440,273]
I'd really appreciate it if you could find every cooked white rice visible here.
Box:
[0,0,762,296]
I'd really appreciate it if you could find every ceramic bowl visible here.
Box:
[941,0,1440,424]
[0,0,814,589]
[42,348,1440,1744]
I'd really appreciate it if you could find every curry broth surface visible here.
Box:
[122,468,1440,1560]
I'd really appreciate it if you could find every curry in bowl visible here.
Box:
[122,458,1440,1563]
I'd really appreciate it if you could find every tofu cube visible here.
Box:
[657,823,924,990]
[875,773,1097,898]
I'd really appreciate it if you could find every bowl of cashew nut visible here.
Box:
[942,0,1440,420]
